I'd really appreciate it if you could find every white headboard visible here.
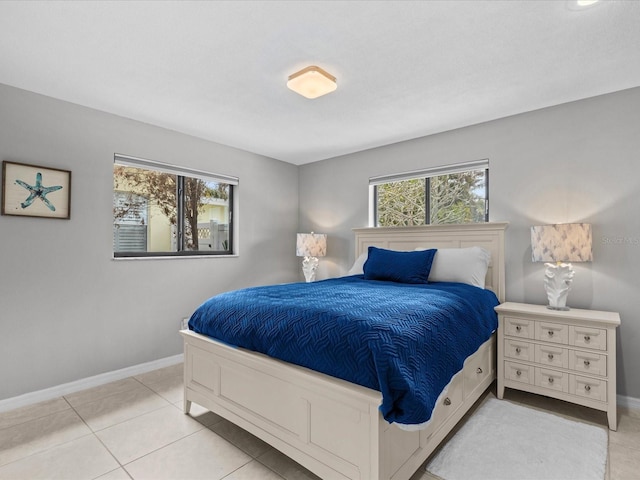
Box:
[353,222,508,302]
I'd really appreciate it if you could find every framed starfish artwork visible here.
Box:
[1,161,71,219]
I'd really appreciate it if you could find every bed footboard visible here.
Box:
[181,330,495,480]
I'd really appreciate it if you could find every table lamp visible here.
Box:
[296,232,327,282]
[531,223,592,310]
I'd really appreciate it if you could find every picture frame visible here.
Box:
[1,161,71,219]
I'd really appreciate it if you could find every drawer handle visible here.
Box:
[516,325,522,332]
[515,347,521,354]
[443,397,452,406]
[548,377,554,384]
[548,330,554,337]
[584,335,591,342]
[516,370,522,376]
[476,367,483,374]
[548,353,554,360]
[585,385,591,392]
[584,360,591,367]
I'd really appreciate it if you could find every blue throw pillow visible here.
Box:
[363,246,437,284]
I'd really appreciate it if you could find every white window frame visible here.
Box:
[369,159,489,227]
[113,154,238,258]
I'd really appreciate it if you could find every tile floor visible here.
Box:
[0,363,638,480]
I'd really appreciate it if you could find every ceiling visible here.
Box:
[0,1,639,165]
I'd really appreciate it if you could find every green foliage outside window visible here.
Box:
[376,169,487,227]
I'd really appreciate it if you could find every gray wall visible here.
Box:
[299,87,640,399]
[2,81,638,403]
[0,84,299,401]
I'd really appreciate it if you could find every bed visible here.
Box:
[181,222,507,480]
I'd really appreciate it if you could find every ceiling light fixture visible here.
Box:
[567,0,601,11]
[287,66,337,99]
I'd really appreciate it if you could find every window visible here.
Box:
[113,154,237,257]
[370,160,488,227]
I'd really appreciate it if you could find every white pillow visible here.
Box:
[347,252,368,275]
[416,246,491,288]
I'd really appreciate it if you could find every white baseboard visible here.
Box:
[618,393,640,411]
[0,354,184,413]
[2,355,638,416]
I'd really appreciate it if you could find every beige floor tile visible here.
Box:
[503,389,608,427]
[209,418,273,458]
[96,405,203,465]
[64,378,143,407]
[134,364,183,385]
[609,442,640,480]
[549,401,609,428]
[618,405,640,421]
[4,366,639,480]
[257,449,322,480]
[73,384,169,432]
[0,409,91,467]
[173,400,224,427]
[609,412,640,450]
[124,428,252,480]
[0,397,70,430]
[0,434,118,480]
[144,375,183,403]
[224,460,285,479]
[95,468,133,480]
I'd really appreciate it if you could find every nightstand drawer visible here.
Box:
[535,367,568,393]
[570,375,607,402]
[504,317,534,339]
[504,361,533,385]
[569,350,607,376]
[535,344,568,369]
[535,321,568,345]
[504,339,533,361]
[570,326,607,351]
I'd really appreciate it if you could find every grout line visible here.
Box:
[116,428,206,470]
[64,381,175,434]
[86,401,173,434]
[219,459,285,480]
[0,406,94,469]
[0,356,184,414]
[93,418,218,478]
[64,375,198,478]
[92,431,126,471]
[0,432,95,472]
[63,377,147,409]
[0,369,188,478]
[0,400,72,433]
[63,396,127,477]
[92,467,134,480]
[253,452,311,480]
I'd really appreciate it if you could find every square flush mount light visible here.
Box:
[287,66,337,99]
[567,0,600,9]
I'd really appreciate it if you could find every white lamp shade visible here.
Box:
[531,223,593,263]
[296,233,327,257]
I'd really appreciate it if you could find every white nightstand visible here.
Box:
[495,302,620,430]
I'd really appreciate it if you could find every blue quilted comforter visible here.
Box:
[188,276,499,425]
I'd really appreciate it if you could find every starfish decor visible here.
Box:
[15,172,63,211]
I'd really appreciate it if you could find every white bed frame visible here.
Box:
[181,222,508,480]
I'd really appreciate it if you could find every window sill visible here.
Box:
[112,254,239,261]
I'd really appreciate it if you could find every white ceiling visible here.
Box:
[1,1,639,165]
